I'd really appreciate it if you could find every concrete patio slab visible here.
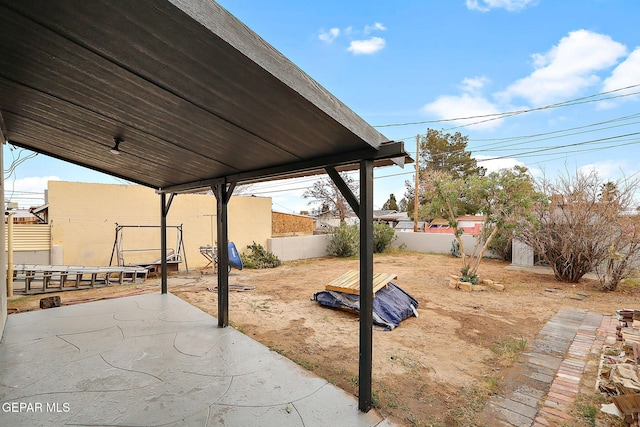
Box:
[0,293,390,426]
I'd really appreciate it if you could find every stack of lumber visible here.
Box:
[616,309,640,341]
[617,309,636,326]
[612,394,640,427]
[605,309,640,425]
[623,329,640,345]
[325,270,397,297]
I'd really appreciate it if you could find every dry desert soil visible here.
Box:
[9,251,640,426]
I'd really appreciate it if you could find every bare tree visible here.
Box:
[518,169,640,289]
[303,173,358,221]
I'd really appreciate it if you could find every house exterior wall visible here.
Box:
[424,224,482,235]
[47,181,271,269]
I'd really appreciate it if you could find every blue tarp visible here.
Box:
[228,242,243,270]
[313,282,418,330]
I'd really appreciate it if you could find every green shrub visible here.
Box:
[240,242,281,269]
[327,223,359,257]
[450,239,461,257]
[460,266,478,285]
[373,222,396,253]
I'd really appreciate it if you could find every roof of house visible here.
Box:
[456,215,486,222]
[374,210,411,221]
[395,221,426,230]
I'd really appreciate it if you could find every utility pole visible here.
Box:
[413,134,420,233]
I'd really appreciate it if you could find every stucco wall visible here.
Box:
[268,231,487,261]
[47,182,271,269]
[391,232,479,255]
[268,234,330,261]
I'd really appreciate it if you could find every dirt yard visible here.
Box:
[8,252,640,426]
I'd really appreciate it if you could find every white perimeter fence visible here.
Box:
[267,232,483,262]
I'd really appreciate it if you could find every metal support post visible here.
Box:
[161,193,168,294]
[213,183,234,327]
[358,159,374,412]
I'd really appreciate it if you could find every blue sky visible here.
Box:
[5,0,640,212]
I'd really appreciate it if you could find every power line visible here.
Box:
[373,83,640,129]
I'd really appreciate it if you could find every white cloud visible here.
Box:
[578,160,627,180]
[466,0,537,12]
[422,93,504,130]
[460,76,490,95]
[318,23,388,55]
[347,37,386,55]
[318,27,340,43]
[5,176,60,207]
[7,176,60,193]
[601,47,640,104]
[501,30,627,106]
[364,22,387,34]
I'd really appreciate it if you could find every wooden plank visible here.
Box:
[612,394,640,415]
[325,270,397,297]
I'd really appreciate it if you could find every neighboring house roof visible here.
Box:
[30,204,49,214]
[395,221,425,230]
[429,218,450,227]
[7,209,38,220]
[456,215,486,222]
[373,209,396,217]
[375,211,411,222]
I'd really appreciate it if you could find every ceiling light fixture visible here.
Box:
[110,136,123,155]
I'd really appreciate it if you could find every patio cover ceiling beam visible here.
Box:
[158,140,407,194]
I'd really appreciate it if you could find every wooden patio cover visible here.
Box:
[0,0,410,412]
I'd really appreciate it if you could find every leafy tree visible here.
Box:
[424,166,538,280]
[484,226,513,262]
[303,173,358,221]
[419,129,485,178]
[382,194,398,211]
[373,222,397,253]
[405,129,485,219]
[518,170,640,289]
[398,197,409,212]
[327,223,359,257]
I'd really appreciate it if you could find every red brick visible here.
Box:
[540,406,572,421]
[547,391,575,406]
[534,416,551,426]
[549,384,578,397]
